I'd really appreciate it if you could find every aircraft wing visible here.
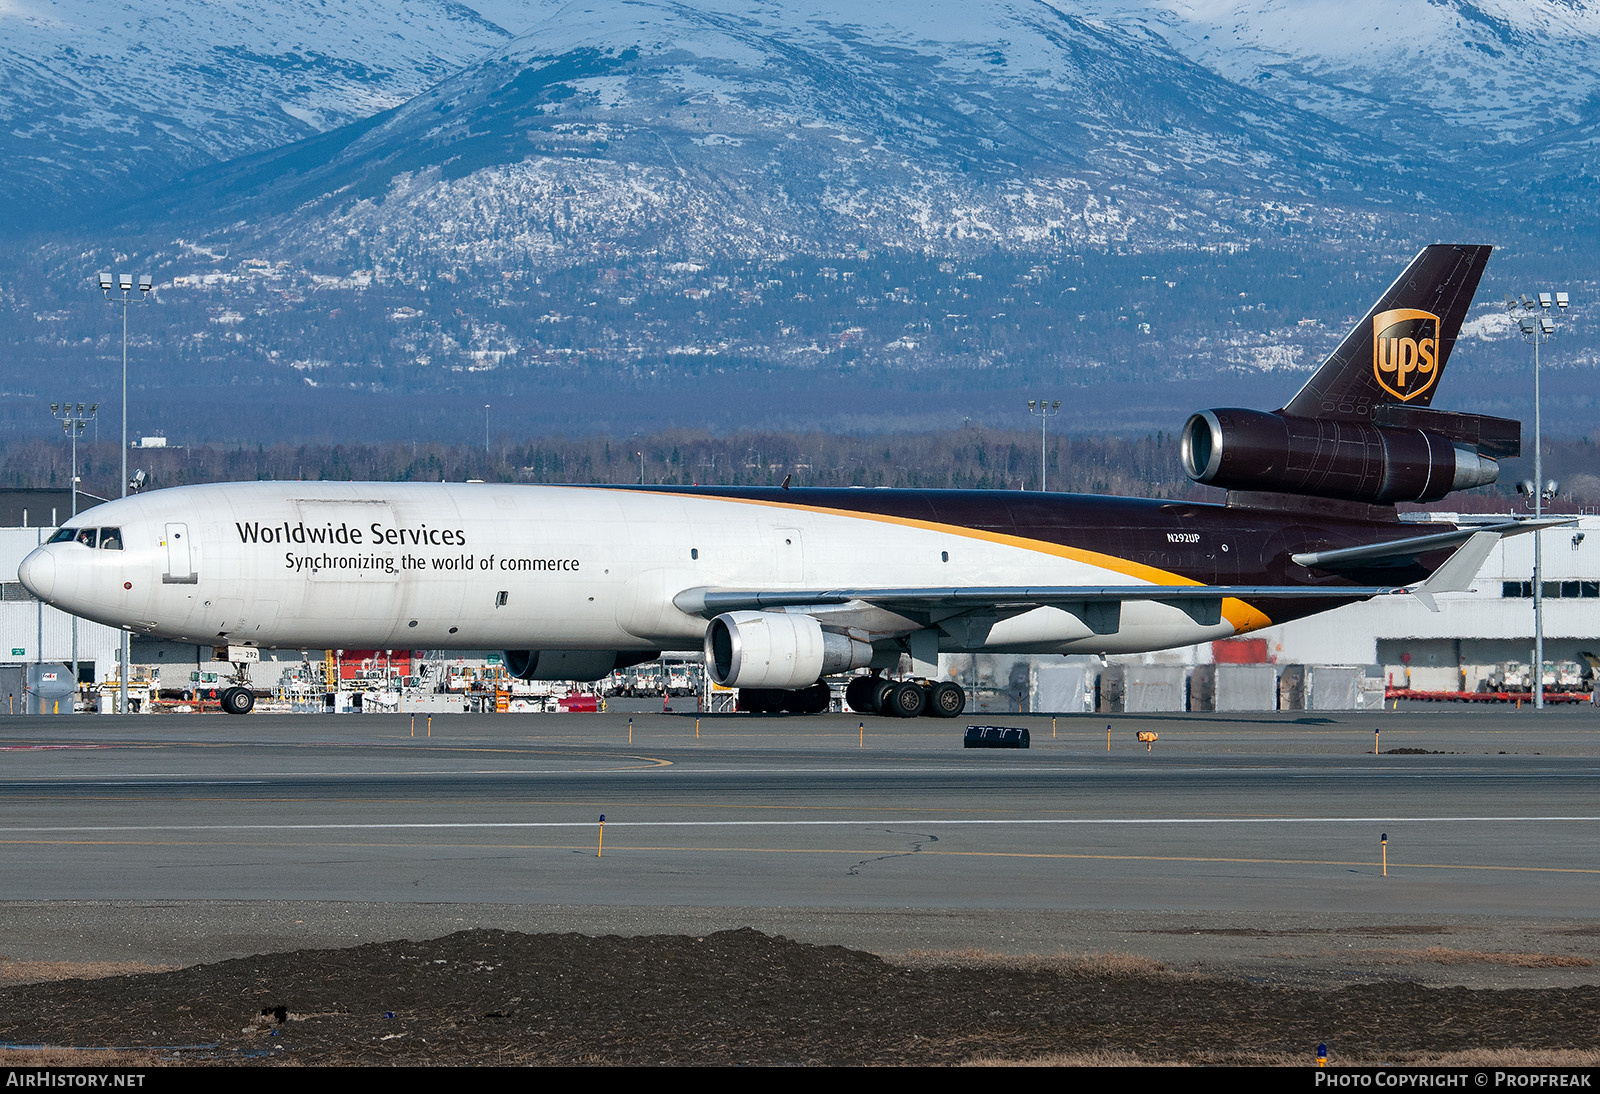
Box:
[673,582,1403,635]
[675,520,1544,630]
[675,583,1400,614]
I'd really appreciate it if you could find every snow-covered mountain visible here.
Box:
[1088,0,1600,148]
[0,0,559,227]
[117,0,1435,262]
[13,1,1600,239]
[3,1,1597,442]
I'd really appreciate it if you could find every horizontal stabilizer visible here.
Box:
[1292,518,1569,574]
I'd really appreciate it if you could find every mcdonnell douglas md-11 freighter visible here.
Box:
[19,245,1543,715]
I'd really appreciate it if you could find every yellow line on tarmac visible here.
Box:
[7,838,1600,876]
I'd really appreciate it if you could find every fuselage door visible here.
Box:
[163,522,197,584]
[775,527,804,583]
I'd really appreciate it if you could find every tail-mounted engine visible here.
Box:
[1181,407,1517,505]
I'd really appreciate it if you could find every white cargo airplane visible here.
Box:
[18,246,1534,715]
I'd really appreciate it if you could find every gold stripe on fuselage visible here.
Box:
[584,487,1275,635]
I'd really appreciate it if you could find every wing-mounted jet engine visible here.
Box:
[705,610,874,689]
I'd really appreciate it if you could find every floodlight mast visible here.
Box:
[51,399,97,692]
[1027,398,1061,491]
[1507,289,1571,710]
[98,270,153,714]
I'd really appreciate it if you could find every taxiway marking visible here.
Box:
[3,815,1598,834]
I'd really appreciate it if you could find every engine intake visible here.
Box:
[705,611,873,689]
[503,649,659,682]
[1181,408,1498,504]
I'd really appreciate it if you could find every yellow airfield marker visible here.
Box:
[410,714,415,739]
[427,714,432,738]
[629,717,633,745]
[1052,716,1057,739]
[695,718,700,740]
[597,814,606,858]
[1381,832,1388,876]
[859,722,864,749]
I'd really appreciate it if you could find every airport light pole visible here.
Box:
[49,401,97,519]
[98,271,152,714]
[1027,398,1060,492]
[51,400,97,693]
[1508,290,1569,710]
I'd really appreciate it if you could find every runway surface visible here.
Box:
[1,707,1597,980]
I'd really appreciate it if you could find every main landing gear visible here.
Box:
[734,676,967,718]
[736,681,831,714]
[844,674,966,719]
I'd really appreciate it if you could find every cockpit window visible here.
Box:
[51,526,124,549]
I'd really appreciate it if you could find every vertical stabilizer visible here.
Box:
[1281,244,1492,422]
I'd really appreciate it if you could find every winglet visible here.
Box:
[1407,530,1501,612]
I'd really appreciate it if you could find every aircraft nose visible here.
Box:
[17,547,55,601]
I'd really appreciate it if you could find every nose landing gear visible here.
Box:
[219,686,255,715]
[218,656,257,715]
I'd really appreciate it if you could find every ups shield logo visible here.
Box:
[1373,307,1441,402]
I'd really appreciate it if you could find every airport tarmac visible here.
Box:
[1,708,1598,988]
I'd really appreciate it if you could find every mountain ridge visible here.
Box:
[1,1,1594,445]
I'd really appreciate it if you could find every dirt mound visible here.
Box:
[2,928,1598,1065]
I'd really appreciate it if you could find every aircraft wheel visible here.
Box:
[887,681,925,718]
[784,681,831,714]
[869,678,898,715]
[739,688,782,713]
[220,687,255,715]
[844,675,878,713]
[927,681,966,718]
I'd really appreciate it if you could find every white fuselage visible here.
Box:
[17,481,1246,656]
